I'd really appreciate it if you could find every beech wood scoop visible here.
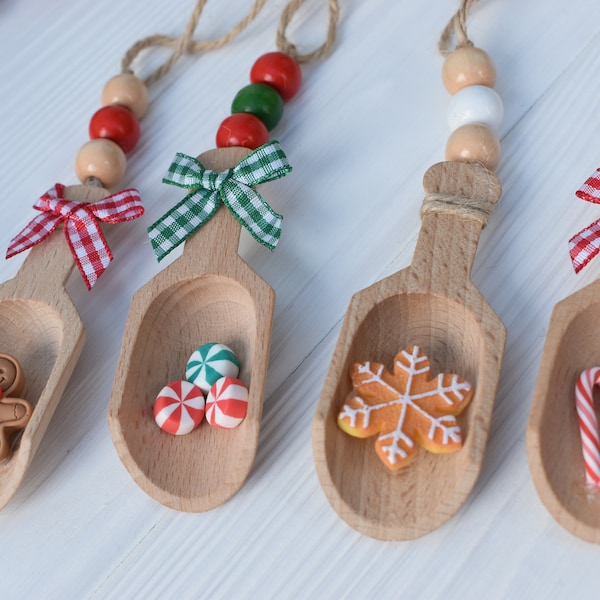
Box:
[528,278,600,542]
[108,146,275,512]
[313,161,506,540]
[0,184,108,509]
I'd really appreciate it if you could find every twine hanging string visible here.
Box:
[438,0,479,57]
[276,0,339,64]
[121,0,339,87]
[121,0,268,87]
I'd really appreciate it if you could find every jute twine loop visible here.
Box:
[122,0,267,86]
[420,191,494,227]
[121,0,339,87]
[438,0,480,56]
[276,0,339,63]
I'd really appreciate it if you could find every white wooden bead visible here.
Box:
[447,85,503,132]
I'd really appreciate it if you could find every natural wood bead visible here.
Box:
[101,73,149,119]
[75,139,127,188]
[442,47,497,95]
[445,123,501,171]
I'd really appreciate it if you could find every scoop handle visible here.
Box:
[10,185,109,297]
[179,147,252,276]
[409,161,502,292]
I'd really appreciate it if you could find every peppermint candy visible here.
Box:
[205,377,249,429]
[153,380,205,435]
[185,343,240,393]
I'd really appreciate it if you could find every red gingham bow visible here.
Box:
[569,168,600,273]
[6,183,144,289]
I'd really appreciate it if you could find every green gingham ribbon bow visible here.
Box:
[148,141,291,261]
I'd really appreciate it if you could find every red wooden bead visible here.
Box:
[250,52,302,102]
[89,105,140,153]
[216,113,269,150]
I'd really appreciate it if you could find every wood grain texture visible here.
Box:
[528,277,600,543]
[0,185,108,509]
[313,162,506,539]
[108,146,276,511]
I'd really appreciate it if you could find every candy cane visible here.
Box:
[575,368,600,489]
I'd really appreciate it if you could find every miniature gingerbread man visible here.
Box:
[0,353,33,462]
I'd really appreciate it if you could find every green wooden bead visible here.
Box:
[231,83,284,131]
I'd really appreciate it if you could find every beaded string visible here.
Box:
[120,0,339,152]
[215,0,339,149]
[145,0,340,263]
[439,0,503,174]
[78,0,272,190]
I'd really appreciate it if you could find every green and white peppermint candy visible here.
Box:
[185,343,240,393]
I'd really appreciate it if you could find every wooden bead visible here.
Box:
[447,85,503,132]
[216,113,269,150]
[101,73,149,119]
[89,105,140,153]
[75,139,127,188]
[445,124,501,171]
[250,52,302,102]
[442,47,496,95]
[231,83,284,131]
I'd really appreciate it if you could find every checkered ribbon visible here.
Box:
[6,183,144,289]
[148,141,291,261]
[569,168,600,273]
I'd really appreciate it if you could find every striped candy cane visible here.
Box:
[575,368,600,489]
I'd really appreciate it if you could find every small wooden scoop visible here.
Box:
[0,184,108,509]
[313,161,506,540]
[528,278,600,543]
[108,146,275,512]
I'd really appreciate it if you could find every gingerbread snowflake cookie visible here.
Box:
[337,345,474,470]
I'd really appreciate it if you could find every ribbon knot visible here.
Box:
[569,168,600,273]
[6,183,144,289]
[148,140,291,261]
[201,168,233,191]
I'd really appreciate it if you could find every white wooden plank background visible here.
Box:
[1,0,600,597]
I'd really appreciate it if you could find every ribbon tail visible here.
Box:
[6,212,61,259]
[222,182,282,250]
[569,217,600,273]
[147,189,219,262]
[64,210,113,290]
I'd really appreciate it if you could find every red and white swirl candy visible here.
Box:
[205,376,249,429]
[575,368,600,489]
[153,380,205,435]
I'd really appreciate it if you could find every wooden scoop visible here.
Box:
[313,161,506,540]
[528,278,600,543]
[0,184,108,509]
[108,146,275,512]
